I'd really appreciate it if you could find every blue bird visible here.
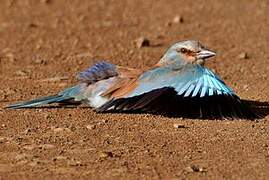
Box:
[7,40,256,119]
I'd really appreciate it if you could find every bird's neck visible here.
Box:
[156,52,188,69]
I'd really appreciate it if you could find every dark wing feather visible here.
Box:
[98,87,257,119]
[96,87,175,112]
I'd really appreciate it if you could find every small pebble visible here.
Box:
[33,58,46,64]
[86,124,96,130]
[173,123,186,129]
[262,144,268,148]
[238,52,248,59]
[0,137,6,143]
[173,15,184,23]
[165,21,172,27]
[243,84,249,90]
[76,52,93,58]
[15,70,28,76]
[135,37,150,48]
[185,165,206,173]
[23,128,31,135]
[68,159,82,166]
[99,151,113,158]
[28,159,45,167]
[53,156,67,161]
[28,23,38,28]
[39,144,55,150]
[44,113,52,119]
[52,127,72,133]
[5,52,16,62]
[102,119,108,123]
[41,0,51,3]
[58,83,67,87]
[23,145,36,150]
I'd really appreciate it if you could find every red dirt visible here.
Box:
[0,0,268,179]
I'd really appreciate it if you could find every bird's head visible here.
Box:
[158,40,216,67]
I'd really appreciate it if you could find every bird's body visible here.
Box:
[7,40,256,119]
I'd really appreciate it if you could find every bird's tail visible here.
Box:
[6,95,73,109]
[6,86,81,109]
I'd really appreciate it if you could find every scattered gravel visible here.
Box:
[173,123,186,129]
[99,151,113,158]
[185,165,207,173]
[173,15,184,23]
[238,52,248,59]
[86,124,96,130]
[135,37,150,48]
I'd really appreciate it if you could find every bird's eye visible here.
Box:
[180,48,189,53]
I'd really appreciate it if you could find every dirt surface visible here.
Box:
[0,0,269,179]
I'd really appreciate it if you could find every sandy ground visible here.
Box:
[0,0,269,179]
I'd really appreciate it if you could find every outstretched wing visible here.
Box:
[98,65,256,119]
[123,65,234,98]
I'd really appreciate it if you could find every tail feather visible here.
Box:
[6,85,81,109]
[6,95,73,109]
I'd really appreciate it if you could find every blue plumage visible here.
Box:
[7,40,257,119]
[77,62,117,83]
[125,65,234,99]
[6,62,118,109]
[6,86,81,109]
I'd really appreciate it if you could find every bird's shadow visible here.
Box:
[3,99,269,120]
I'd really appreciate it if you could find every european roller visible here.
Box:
[7,40,256,119]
